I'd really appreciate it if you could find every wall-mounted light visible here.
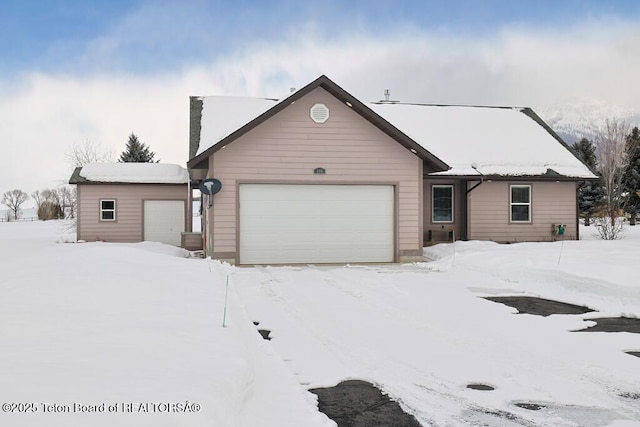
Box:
[346,101,353,108]
[314,167,326,175]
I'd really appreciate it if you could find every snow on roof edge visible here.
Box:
[195,93,596,179]
[79,163,189,184]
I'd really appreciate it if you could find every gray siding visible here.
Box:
[77,184,188,243]
[205,87,422,261]
[467,181,578,242]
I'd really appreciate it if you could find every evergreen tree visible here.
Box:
[623,127,640,225]
[572,138,604,226]
[118,133,156,163]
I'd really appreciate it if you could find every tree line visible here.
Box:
[1,133,156,221]
[572,121,640,239]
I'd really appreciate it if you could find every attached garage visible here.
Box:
[239,184,395,264]
[188,75,597,264]
[143,200,186,246]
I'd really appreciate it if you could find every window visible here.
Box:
[510,185,531,222]
[432,185,454,222]
[100,199,116,221]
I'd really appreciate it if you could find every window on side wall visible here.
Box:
[432,185,454,222]
[100,199,116,221]
[510,185,531,222]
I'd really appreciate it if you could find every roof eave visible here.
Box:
[426,173,597,181]
[68,166,86,184]
[72,181,188,185]
[520,108,600,177]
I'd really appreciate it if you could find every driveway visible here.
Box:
[231,263,640,426]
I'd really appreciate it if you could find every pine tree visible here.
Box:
[623,127,640,225]
[118,133,156,163]
[572,138,604,226]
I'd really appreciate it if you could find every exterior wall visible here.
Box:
[77,184,188,243]
[467,180,578,242]
[423,179,465,242]
[205,87,422,263]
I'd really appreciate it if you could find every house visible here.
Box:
[187,75,596,265]
[69,162,198,248]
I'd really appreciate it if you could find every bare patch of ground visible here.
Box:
[484,296,594,317]
[466,383,495,391]
[576,317,640,333]
[309,380,421,427]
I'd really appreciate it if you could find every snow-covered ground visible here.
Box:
[1,221,639,426]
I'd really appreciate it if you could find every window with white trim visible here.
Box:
[510,185,531,222]
[100,199,116,221]
[432,185,454,222]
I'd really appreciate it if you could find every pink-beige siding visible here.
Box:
[467,181,578,242]
[423,179,465,242]
[181,232,203,250]
[77,184,188,243]
[206,86,422,262]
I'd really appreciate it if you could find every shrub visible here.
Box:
[38,201,64,220]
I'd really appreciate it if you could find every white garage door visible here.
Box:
[239,184,394,264]
[143,200,185,246]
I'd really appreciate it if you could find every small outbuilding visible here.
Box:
[187,75,597,265]
[69,163,193,247]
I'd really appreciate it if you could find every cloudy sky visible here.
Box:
[2,0,640,200]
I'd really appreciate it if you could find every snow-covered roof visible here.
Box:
[194,88,596,179]
[78,163,189,184]
[368,103,597,178]
[197,96,279,156]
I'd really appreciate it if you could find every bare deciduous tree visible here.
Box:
[594,118,631,239]
[57,185,77,219]
[31,190,43,211]
[2,189,29,220]
[65,139,113,168]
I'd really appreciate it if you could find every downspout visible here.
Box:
[576,181,580,240]
[465,180,483,241]
[187,179,192,232]
[468,165,487,194]
[466,180,484,194]
[465,165,487,240]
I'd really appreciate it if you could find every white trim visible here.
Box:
[100,199,116,222]
[432,184,454,223]
[510,184,531,222]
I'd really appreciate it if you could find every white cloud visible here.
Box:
[2,19,640,198]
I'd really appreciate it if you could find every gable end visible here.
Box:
[187,75,450,172]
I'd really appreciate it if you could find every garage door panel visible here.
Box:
[239,184,394,264]
[143,200,184,246]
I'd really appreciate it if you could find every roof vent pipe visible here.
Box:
[378,89,399,104]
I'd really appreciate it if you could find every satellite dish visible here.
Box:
[199,178,222,195]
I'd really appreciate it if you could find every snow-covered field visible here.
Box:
[1,221,639,426]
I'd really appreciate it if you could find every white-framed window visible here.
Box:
[432,185,454,223]
[100,199,116,221]
[510,185,531,222]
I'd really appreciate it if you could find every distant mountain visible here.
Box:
[536,100,640,144]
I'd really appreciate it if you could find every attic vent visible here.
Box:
[310,103,329,123]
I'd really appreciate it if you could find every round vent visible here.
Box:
[310,103,329,123]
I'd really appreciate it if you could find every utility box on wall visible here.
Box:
[552,223,566,240]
